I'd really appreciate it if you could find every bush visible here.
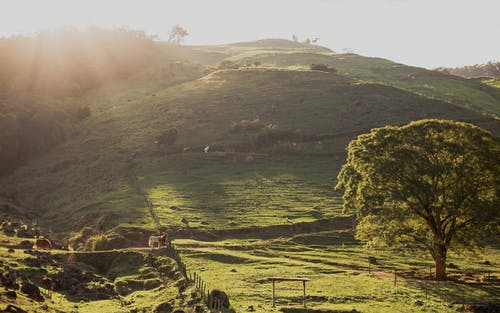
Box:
[156,128,178,145]
[84,233,109,251]
[310,63,337,73]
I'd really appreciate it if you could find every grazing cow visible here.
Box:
[33,237,52,250]
[148,233,168,249]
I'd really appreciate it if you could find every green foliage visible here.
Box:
[336,119,499,279]
[84,233,110,251]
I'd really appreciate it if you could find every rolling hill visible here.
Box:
[1,39,498,237]
[1,37,499,313]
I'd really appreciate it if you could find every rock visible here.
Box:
[8,248,14,253]
[21,281,43,301]
[1,269,18,289]
[154,302,173,313]
[482,260,491,265]
[0,304,28,313]
[194,306,204,313]
[2,225,15,236]
[247,305,255,311]
[208,289,230,309]
[17,240,32,249]
[170,206,180,211]
[230,268,237,272]
[448,263,458,269]
[414,300,424,306]
[16,226,33,238]
[4,291,16,299]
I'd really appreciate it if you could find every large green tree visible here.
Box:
[336,119,499,280]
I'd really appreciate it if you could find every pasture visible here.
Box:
[176,237,499,313]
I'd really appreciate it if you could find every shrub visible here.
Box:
[310,64,337,73]
[156,128,178,146]
[84,233,109,251]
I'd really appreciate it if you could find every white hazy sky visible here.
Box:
[1,0,499,69]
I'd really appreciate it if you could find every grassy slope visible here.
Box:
[203,39,500,116]
[1,39,499,313]
[2,66,496,234]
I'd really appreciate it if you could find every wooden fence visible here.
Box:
[130,168,231,312]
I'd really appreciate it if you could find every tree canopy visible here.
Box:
[168,25,188,44]
[336,119,499,280]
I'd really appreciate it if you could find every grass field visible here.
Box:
[175,236,499,313]
[139,154,344,230]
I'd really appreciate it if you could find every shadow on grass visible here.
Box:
[281,308,359,313]
[409,279,500,304]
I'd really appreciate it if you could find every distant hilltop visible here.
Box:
[435,61,500,77]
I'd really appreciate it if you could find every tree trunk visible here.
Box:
[434,243,447,280]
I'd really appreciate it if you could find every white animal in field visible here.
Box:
[204,146,210,153]
[148,233,167,249]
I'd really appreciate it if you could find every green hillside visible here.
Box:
[1,38,499,313]
[222,40,500,116]
[1,65,497,234]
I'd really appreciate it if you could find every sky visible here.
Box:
[1,0,499,69]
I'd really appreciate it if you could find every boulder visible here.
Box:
[208,289,230,309]
[15,226,33,238]
[4,291,16,299]
[368,256,377,264]
[194,306,204,313]
[17,240,32,249]
[154,302,173,313]
[2,224,15,236]
[1,269,18,289]
[21,281,43,301]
